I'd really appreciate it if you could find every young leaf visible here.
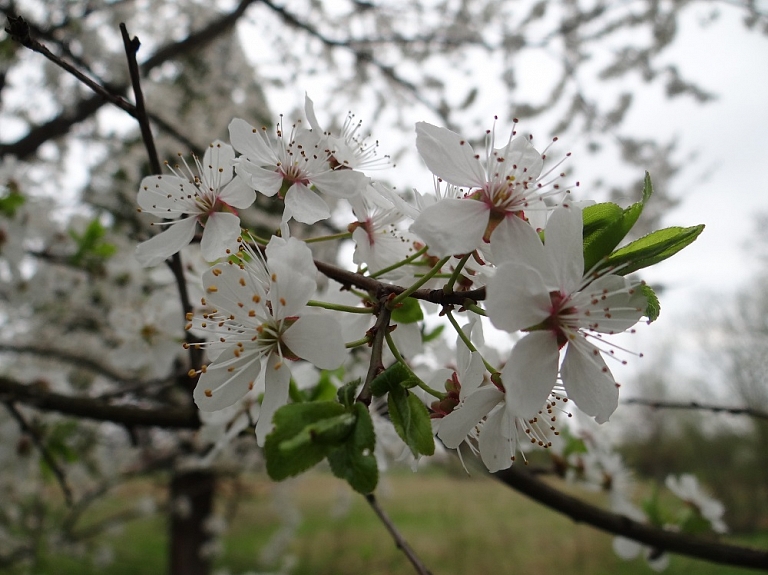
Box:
[337,379,361,409]
[642,284,661,322]
[265,402,349,481]
[604,225,705,276]
[370,362,412,397]
[327,402,378,494]
[388,386,435,457]
[581,173,654,271]
[390,296,424,324]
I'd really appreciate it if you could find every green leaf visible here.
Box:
[370,362,412,397]
[337,379,361,409]
[582,174,655,272]
[604,225,705,276]
[327,403,378,494]
[642,284,661,322]
[422,324,444,343]
[265,402,349,481]
[388,386,435,457]
[390,297,424,324]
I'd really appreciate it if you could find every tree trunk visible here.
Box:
[169,470,215,575]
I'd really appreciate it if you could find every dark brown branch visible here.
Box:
[1,0,257,160]
[357,300,392,406]
[120,24,160,173]
[3,401,74,506]
[494,465,768,571]
[0,377,200,429]
[365,493,433,575]
[622,398,768,421]
[313,258,486,305]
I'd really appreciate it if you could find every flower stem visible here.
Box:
[384,331,445,400]
[370,245,429,279]
[445,310,498,375]
[443,253,471,294]
[304,231,353,244]
[346,336,371,349]
[389,256,450,308]
[307,300,374,314]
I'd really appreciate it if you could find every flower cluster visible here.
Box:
[132,97,695,477]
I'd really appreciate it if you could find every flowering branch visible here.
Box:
[493,466,768,571]
[622,397,768,421]
[364,493,434,575]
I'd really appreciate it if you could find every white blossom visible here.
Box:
[486,205,646,423]
[136,141,255,266]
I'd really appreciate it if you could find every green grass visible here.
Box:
[10,467,768,575]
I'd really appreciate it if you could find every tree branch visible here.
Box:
[364,493,433,575]
[0,376,200,429]
[622,398,768,421]
[493,466,768,571]
[1,0,258,159]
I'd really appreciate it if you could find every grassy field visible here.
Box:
[16,466,767,575]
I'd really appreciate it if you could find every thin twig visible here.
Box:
[364,493,433,575]
[4,15,138,117]
[3,401,74,506]
[622,398,768,421]
[120,23,203,376]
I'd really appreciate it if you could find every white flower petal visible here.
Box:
[194,346,263,411]
[500,136,544,182]
[234,161,283,197]
[200,212,241,261]
[283,184,330,224]
[500,331,560,419]
[561,338,619,423]
[311,168,369,198]
[255,354,291,446]
[545,205,585,294]
[415,122,486,188]
[410,199,489,257]
[490,215,549,274]
[202,141,236,189]
[137,175,195,215]
[229,118,278,165]
[479,406,517,472]
[219,175,256,209]
[202,262,267,324]
[282,314,347,370]
[135,217,198,267]
[266,236,318,279]
[486,262,552,333]
[437,386,502,449]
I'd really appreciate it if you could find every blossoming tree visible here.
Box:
[2,1,768,574]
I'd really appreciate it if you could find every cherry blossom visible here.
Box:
[304,94,390,171]
[135,141,255,267]
[191,236,347,444]
[486,205,647,423]
[228,117,369,225]
[410,122,564,257]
